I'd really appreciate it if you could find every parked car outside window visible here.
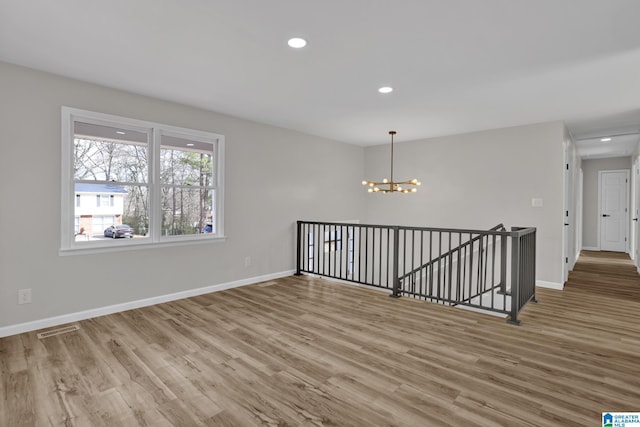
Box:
[202,224,213,233]
[104,224,135,238]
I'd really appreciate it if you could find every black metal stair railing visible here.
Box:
[295,220,537,325]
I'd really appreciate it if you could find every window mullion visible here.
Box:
[149,127,161,242]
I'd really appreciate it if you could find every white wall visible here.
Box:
[0,61,366,330]
[362,122,565,285]
[581,156,632,249]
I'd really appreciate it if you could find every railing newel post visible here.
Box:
[499,229,507,295]
[508,228,521,325]
[295,221,303,276]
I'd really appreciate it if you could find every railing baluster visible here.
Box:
[365,227,370,284]
[491,233,496,310]
[500,232,507,294]
[428,231,433,300]
[447,232,453,304]
[378,228,382,287]
[357,225,362,283]
[386,228,390,288]
[437,231,442,303]
[391,226,400,298]
[478,235,484,300]
[468,233,474,303]
[456,232,462,303]
[419,230,424,300]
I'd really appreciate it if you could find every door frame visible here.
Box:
[562,141,576,283]
[576,168,583,262]
[632,159,639,260]
[597,169,630,252]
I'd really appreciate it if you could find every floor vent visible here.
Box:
[37,324,80,339]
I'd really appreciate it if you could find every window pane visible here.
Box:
[74,122,148,183]
[161,187,213,236]
[160,135,214,186]
[74,184,149,241]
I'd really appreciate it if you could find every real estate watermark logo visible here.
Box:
[603,412,640,427]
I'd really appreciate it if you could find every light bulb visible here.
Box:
[383,178,388,183]
[368,188,373,193]
[362,180,368,185]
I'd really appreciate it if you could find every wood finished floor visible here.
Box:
[1,250,639,426]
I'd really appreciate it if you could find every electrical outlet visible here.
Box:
[531,198,543,208]
[18,288,32,305]
[244,256,251,268]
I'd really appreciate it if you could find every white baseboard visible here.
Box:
[536,280,564,290]
[582,246,599,251]
[0,270,294,339]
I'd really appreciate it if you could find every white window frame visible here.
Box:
[60,107,225,255]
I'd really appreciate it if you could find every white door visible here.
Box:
[635,162,640,268]
[599,170,629,252]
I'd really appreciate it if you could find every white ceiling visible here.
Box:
[1,0,640,150]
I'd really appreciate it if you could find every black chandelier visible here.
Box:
[362,131,421,193]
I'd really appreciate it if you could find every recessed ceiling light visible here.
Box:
[601,137,612,142]
[287,37,307,48]
[378,86,393,94]
[116,131,126,135]
[186,143,195,147]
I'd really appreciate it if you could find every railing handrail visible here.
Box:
[297,220,514,237]
[510,226,536,236]
[398,223,505,282]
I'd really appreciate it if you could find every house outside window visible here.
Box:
[61,107,225,253]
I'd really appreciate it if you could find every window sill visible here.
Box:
[59,235,226,256]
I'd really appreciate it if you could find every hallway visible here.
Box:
[565,250,640,299]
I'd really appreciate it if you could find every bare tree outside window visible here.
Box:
[160,135,215,236]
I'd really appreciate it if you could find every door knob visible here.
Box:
[602,214,611,217]
[634,218,638,222]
